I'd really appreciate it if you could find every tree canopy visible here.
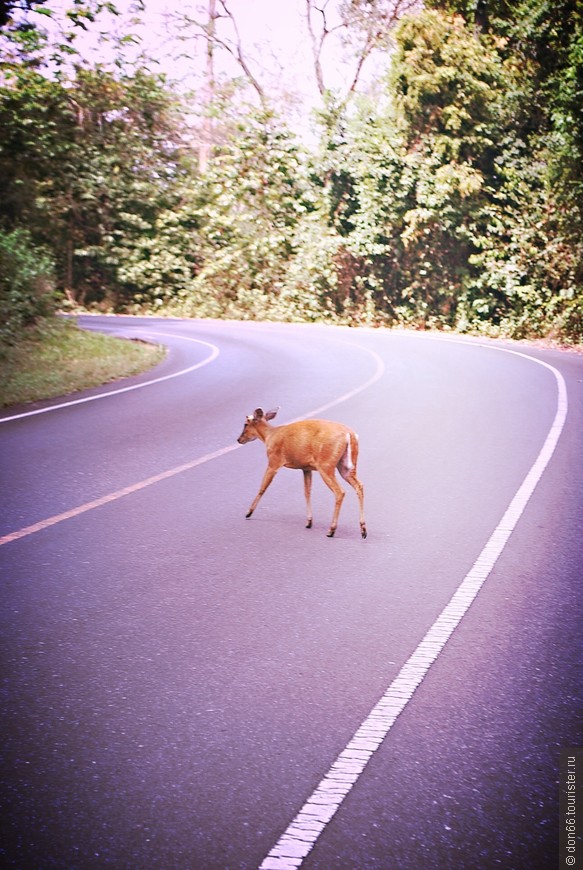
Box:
[1,0,581,345]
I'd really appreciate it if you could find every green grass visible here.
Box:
[0,317,166,408]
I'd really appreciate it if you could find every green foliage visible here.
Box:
[340,5,583,340]
[338,11,502,328]
[172,110,316,321]
[391,11,501,155]
[0,228,56,350]
[0,0,581,343]
[0,1,50,31]
[61,67,185,307]
[415,0,583,342]
[0,51,185,308]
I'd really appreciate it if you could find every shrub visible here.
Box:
[0,228,56,351]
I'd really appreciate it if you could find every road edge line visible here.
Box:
[0,333,220,423]
[258,347,569,870]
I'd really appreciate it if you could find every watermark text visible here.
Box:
[560,748,582,867]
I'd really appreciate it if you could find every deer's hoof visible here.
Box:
[306,519,312,529]
[326,528,336,538]
[361,525,367,539]
[245,510,253,519]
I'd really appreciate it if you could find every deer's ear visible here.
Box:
[265,407,280,421]
[253,408,264,421]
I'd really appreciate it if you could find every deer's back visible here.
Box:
[267,419,355,470]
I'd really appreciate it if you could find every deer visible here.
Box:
[237,407,366,539]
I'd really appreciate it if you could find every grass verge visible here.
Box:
[0,317,166,408]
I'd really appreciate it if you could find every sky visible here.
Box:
[26,0,392,122]
[126,0,316,94]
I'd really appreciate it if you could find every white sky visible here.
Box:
[28,1,391,107]
[17,0,396,140]
[130,1,314,90]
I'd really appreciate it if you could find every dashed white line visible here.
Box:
[292,339,385,422]
[0,444,239,547]
[259,345,568,870]
[0,335,384,546]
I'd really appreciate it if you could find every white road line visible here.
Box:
[291,340,385,422]
[259,346,568,870]
[0,337,383,546]
[0,332,220,423]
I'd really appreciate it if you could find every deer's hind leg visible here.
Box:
[338,439,366,539]
[339,466,366,539]
[303,469,313,529]
[318,467,345,538]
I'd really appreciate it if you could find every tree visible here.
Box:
[169,0,271,173]
[0,227,55,349]
[342,10,503,327]
[2,0,580,340]
[305,0,420,112]
[180,107,313,320]
[61,67,185,307]
[1,43,187,305]
[421,0,583,339]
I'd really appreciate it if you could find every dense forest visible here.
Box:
[1,0,582,346]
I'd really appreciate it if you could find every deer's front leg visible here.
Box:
[246,465,278,518]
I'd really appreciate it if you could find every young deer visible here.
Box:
[237,407,366,539]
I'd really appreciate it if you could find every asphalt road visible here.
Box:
[1,316,581,869]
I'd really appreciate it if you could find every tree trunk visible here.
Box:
[199,0,216,173]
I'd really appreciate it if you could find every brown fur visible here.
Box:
[237,407,366,538]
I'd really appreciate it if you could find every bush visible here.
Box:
[0,229,57,351]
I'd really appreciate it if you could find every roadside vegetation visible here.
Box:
[0,0,581,408]
[0,318,164,408]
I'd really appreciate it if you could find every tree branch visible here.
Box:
[306,0,421,108]
[215,0,266,107]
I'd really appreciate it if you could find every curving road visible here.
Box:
[1,316,581,869]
